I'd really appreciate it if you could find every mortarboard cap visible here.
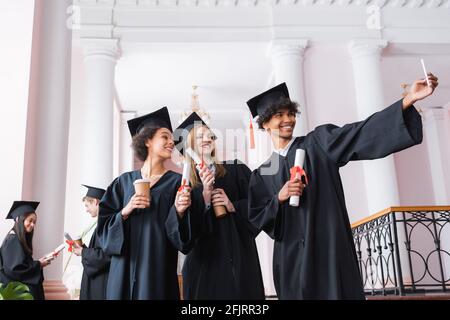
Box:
[82,185,106,200]
[127,107,173,137]
[246,83,290,119]
[6,201,40,220]
[174,112,214,155]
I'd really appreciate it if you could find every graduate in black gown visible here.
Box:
[0,201,51,300]
[246,74,439,299]
[97,107,204,300]
[72,185,110,300]
[174,112,265,300]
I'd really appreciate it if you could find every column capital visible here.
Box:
[348,39,388,60]
[269,39,309,60]
[81,38,120,62]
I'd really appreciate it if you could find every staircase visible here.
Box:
[43,280,71,300]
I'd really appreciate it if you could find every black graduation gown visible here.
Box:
[97,170,203,300]
[0,233,45,300]
[182,160,265,300]
[79,228,111,300]
[248,100,423,300]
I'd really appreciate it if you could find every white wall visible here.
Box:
[382,55,450,207]
[0,1,35,241]
[303,44,370,223]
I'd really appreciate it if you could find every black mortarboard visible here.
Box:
[82,185,106,200]
[127,107,173,137]
[174,112,214,155]
[246,82,290,118]
[6,201,40,220]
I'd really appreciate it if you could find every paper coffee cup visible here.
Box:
[134,179,150,196]
[133,179,151,208]
[213,205,227,218]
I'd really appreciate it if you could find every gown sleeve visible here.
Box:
[1,235,42,285]
[248,170,284,241]
[97,177,126,256]
[313,99,423,167]
[81,234,111,278]
[165,184,205,254]
[232,161,261,238]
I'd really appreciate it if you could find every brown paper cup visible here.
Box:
[134,179,151,208]
[213,205,227,218]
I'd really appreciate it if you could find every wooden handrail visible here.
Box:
[351,206,450,229]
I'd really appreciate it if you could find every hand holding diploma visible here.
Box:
[175,186,192,217]
[41,243,66,266]
[65,232,83,256]
[178,160,191,193]
[186,147,215,204]
[175,160,193,217]
[278,178,305,204]
[278,149,308,205]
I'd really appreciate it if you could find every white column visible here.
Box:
[80,39,119,188]
[22,0,73,281]
[270,40,309,137]
[421,106,450,281]
[348,40,400,215]
[422,107,450,204]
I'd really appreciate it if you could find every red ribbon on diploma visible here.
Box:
[178,179,189,193]
[66,240,74,253]
[290,166,309,185]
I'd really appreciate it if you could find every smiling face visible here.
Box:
[146,127,175,160]
[192,125,216,158]
[23,213,37,234]
[262,108,297,140]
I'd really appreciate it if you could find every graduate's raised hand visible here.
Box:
[175,187,192,217]
[403,73,439,109]
[278,178,305,203]
[212,188,235,213]
[122,194,151,219]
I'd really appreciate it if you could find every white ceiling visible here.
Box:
[73,2,450,131]
[114,41,273,128]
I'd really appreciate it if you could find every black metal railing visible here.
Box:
[351,206,450,296]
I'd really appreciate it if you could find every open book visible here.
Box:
[43,243,66,261]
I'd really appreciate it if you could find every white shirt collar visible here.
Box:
[274,137,296,157]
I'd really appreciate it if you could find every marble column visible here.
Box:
[80,38,119,189]
[22,0,73,293]
[348,39,400,214]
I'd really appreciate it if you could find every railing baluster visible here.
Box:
[431,211,447,292]
[351,206,450,296]
[392,211,405,296]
